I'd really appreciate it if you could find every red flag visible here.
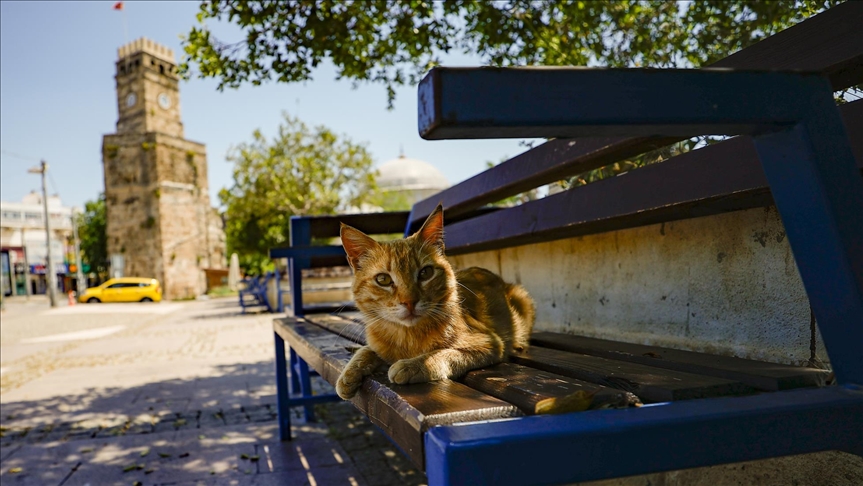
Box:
[113,2,123,10]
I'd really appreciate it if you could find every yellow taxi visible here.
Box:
[78,277,162,303]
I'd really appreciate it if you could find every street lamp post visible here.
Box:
[28,161,57,307]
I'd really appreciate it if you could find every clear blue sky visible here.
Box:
[0,1,533,210]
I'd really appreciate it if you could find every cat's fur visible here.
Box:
[335,204,535,399]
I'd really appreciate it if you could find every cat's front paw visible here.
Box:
[388,357,435,385]
[336,366,364,399]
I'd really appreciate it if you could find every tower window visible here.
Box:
[159,65,165,75]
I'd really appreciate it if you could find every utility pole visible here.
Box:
[28,161,57,307]
[71,208,86,293]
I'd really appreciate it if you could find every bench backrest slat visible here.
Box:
[441,101,861,255]
[407,1,863,232]
[305,211,409,238]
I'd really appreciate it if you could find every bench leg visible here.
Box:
[289,348,301,394]
[274,332,291,441]
[754,109,863,385]
[295,354,317,423]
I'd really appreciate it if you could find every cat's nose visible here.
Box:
[401,300,416,314]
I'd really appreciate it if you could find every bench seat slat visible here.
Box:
[296,315,642,412]
[303,314,753,403]
[274,318,520,470]
[531,332,828,391]
[512,347,754,402]
[462,362,640,415]
[308,313,366,343]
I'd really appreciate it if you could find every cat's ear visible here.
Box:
[340,223,379,271]
[415,203,445,251]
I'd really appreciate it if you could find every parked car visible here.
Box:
[78,277,162,303]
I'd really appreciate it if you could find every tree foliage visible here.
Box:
[181,0,843,106]
[76,193,108,275]
[220,112,377,274]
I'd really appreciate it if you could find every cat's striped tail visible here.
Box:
[505,283,536,351]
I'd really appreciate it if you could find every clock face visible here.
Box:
[157,93,172,110]
[126,93,137,107]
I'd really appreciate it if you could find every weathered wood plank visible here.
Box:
[442,101,863,255]
[512,346,753,403]
[531,332,828,392]
[303,313,754,403]
[461,362,640,415]
[308,315,642,412]
[309,313,367,344]
[307,211,410,238]
[273,318,520,470]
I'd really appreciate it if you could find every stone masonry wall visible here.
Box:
[153,134,210,300]
[103,133,164,283]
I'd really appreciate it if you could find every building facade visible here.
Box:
[102,38,225,300]
[0,192,74,296]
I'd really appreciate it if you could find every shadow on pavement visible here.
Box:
[0,361,424,486]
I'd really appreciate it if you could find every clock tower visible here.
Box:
[115,38,184,138]
[102,38,225,300]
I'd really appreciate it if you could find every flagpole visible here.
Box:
[122,5,128,46]
[115,2,129,74]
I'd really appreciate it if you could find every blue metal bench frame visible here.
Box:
[238,271,278,314]
[415,68,863,485]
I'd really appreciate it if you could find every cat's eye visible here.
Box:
[418,266,434,281]
[375,273,393,286]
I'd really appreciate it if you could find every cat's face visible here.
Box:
[341,205,457,328]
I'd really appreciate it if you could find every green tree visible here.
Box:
[220,112,378,274]
[182,0,846,194]
[181,0,842,107]
[76,193,108,276]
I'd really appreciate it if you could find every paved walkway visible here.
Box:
[0,296,424,486]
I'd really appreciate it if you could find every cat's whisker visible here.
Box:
[456,281,478,297]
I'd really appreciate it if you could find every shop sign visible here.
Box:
[29,264,69,275]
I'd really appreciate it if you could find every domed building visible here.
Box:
[376,153,450,210]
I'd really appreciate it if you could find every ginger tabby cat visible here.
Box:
[335,204,535,400]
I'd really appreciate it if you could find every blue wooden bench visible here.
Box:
[271,4,863,484]
[238,271,278,313]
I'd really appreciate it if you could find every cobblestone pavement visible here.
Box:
[0,297,424,486]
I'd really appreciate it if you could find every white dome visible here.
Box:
[377,156,449,191]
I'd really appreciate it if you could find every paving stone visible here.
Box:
[259,437,350,474]
[144,443,256,484]
[0,443,22,462]
[198,410,227,429]
[252,469,315,485]
[0,439,101,485]
[301,464,369,486]
[223,409,249,426]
